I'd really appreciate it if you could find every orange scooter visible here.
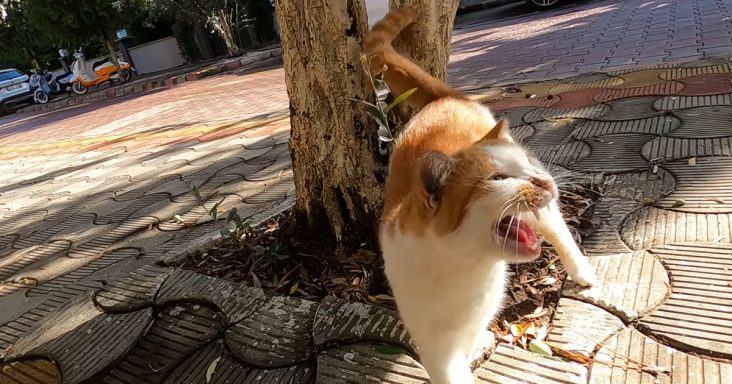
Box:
[70,51,135,95]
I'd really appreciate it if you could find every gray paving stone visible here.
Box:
[642,136,732,161]
[571,115,680,139]
[660,64,732,80]
[66,216,158,258]
[8,293,152,384]
[599,96,665,120]
[157,269,269,323]
[571,134,654,173]
[86,193,171,224]
[621,207,732,249]
[94,265,171,313]
[590,328,732,384]
[163,339,314,384]
[549,77,624,93]
[579,198,637,256]
[316,344,428,384]
[563,251,669,321]
[493,107,539,127]
[476,343,587,384]
[599,170,675,202]
[12,213,97,249]
[226,295,317,367]
[655,157,732,212]
[524,119,582,147]
[313,296,415,353]
[96,302,225,384]
[510,125,535,143]
[668,106,732,138]
[0,240,71,282]
[546,298,625,357]
[655,93,732,110]
[523,105,611,124]
[530,141,591,168]
[0,358,61,384]
[640,243,732,358]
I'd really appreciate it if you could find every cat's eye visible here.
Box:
[490,173,508,181]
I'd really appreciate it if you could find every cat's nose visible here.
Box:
[529,176,558,198]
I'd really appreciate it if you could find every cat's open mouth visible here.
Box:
[497,215,541,259]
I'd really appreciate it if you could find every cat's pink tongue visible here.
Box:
[499,217,541,257]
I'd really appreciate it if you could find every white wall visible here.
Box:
[129,37,187,75]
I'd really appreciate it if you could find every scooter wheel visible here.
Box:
[34,91,49,104]
[119,69,132,84]
[72,82,88,95]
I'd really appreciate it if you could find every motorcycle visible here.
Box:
[70,51,135,95]
[29,69,74,104]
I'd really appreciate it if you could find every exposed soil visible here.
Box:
[181,182,598,323]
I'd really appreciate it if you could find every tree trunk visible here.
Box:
[213,10,241,56]
[101,29,121,67]
[274,0,384,242]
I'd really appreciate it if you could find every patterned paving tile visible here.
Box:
[156,269,269,323]
[656,157,732,213]
[163,339,314,384]
[510,125,534,143]
[0,358,61,384]
[523,105,611,123]
[596,96,664,120]
[677,74,732,96]
[655,93,732,110]
[226,295,317,367]
[524,119,581,147]
[493,107,541,127]
[94,265,171,313]
[581,198,639,256]
[599,170,676,202]
[614,69,666,88]
[660,64,732,80]
[571,115,680,139]
[316,344,428,384]
[0,240,71,282]
[549,77,624,94]
[640,243,732,358]
[669,106,732,138]
[563,251,669,321]
[475,343,587,384]
[8,294,153,384]
[529,141,591,169]
[621,207,732,250]
[546,298,624,357]
[642,136,732,162]
[313,296,414,354]
[486,96,558,112]
[548,88,603,109]
[590,328,732,384]
[594,81,685,103]
[95,302,225,384]
[571,134,654,173]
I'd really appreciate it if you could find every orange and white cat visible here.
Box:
[368,8,596,384]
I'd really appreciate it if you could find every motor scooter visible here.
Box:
[29,69,73,104]
[70,51,134,95]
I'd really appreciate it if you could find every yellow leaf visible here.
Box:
[289,282,299,295]
[688,157,697,166]
[529,340,553,356]
[206,356,221,383]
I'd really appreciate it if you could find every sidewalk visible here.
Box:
[3,57,732,383]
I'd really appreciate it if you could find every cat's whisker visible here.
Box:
[502,212,516,254]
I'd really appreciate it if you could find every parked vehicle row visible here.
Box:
[1,50,135,111]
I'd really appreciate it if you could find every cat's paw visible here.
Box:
[570,263,597,288]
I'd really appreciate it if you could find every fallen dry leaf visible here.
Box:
[688,157,697,166]
[710,197,725,204]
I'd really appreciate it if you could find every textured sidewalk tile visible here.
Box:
[8,293,152,384]
[641,243,732,357]
[546,298,624,357]
[0,240,71,282]
[571,134,654,173]
[656,157,732,212]
[654,93,732,110]
[594,81,684,102]
[66,216,158,258]
[531,142,591,167]
[94,265,171,313]
[524,119,581,147]
[581,198,639,256]
[590,328,732,384]
[316,344,428,384]
[313,296,415,353]
[487,96,558,111]
[476,343,587,384]
[163,339,314,384]
[668,106,732,137]
[571,115,680,139]
[660,64,731,80]
[678,73,732,95]
[0,358,61,384]
[614,69,666,88]
[621,207,732,249]
[12,213,98,249]
[642,136,732,161]
[547,88,603,109]
[156,269,269,323]
[592,97,662,120]
[225,295,317,367]
[563,251,669,321]
[95,302,225,384]
[523,105,610,123]
[549,77,624,94]
[599,170,675,202]
[510,125,535,143]
[493,107,541,126]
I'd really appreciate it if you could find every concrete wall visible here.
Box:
[128,37,187,75]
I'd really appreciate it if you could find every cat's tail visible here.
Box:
[364,7,464,109]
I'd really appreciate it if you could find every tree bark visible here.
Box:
[274,0,384,242]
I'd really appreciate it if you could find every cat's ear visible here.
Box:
[480,119,513,143]
[418,151,455,212]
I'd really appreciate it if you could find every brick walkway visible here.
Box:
[3,1,732,382]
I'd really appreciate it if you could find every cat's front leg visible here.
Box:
[532,201,597,287]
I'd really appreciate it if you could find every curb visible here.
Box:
[17,47,283,115]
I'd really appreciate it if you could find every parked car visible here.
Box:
[0,68,34,109]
